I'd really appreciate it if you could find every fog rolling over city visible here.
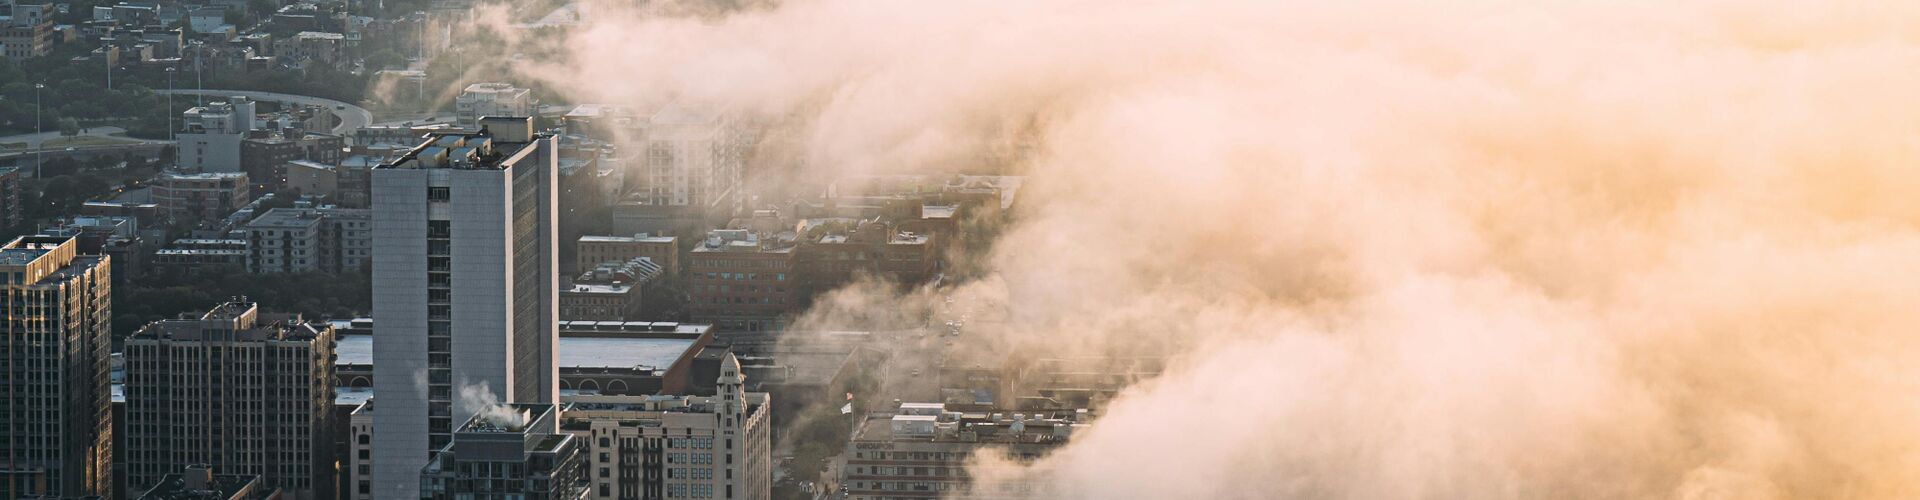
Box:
[511,0,1920,498]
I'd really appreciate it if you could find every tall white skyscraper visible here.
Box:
[371,116,560,498]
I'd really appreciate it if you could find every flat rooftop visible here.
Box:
[336,386,372,406]
[579,234,676,243]
[335,334,695,370]
[245,208,324,228]
[0,245,50,266]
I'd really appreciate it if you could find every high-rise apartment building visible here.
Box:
[559,353,771,500]
[123,301,337,499]
[0,236,113,498]
[418,404,587,500]
[371,116,561,498]
[622,105,745,237]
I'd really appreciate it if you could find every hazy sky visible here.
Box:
[516,1,1920,497]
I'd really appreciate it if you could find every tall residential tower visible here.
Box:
[0,235,113,498]
[371,117,561,498]
[124,301,337,499]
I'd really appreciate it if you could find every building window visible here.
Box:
[428,187,450,201]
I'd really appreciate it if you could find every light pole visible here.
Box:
[194,42,203,106]
[34,83,43,178]
[166,67,177,144]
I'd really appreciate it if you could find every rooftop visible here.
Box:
[243,208,324,229]
[851,407,1086,445]
[136,468,262,500]
[379,118,541,171]
[0,239,56,266]
[293,31,343,40]
[336,334,695,370]
[694,229,792,254]
[160,171,247,180]
[336,386,372,406]
[461,82,527,94]
[579,234,676,244]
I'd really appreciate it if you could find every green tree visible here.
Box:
[57,117,78,136]
[363,49,405,72]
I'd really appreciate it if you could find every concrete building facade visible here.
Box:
[153,171,251,225]
[0,4,52,61]
[123,301,336,499]
[560,354,771,500]
[0,236,113,498]
[242,207,371,273]
[371,117,561,499]
[178,98,258,173]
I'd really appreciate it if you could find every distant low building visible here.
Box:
[842,403,1087,500]
[177,98,258,173]
[794,217,936,300]
[575,233,678,276]
[561,257,663,321]
[1,4,53,60]
[688,230,796,332]
[153,238,248,270]
[284,160,338,198]
[153,171,251,225]
[240,131,344,192]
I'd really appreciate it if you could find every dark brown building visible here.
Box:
[794,218,937,302]
[688,230,796,332]
[240,132,344,192]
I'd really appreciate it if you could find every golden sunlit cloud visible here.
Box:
[501,0,1920,497]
